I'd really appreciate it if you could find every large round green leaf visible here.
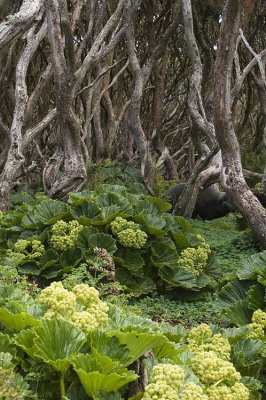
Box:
[33,319,86,373]
[0,309,40,331]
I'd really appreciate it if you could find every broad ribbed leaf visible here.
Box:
[171,231,190,250]
[96,184,127,195]
[133,200,161,216]
[163,214,183,233]
[142,196,172,212]
[96,193,132,215]
[225,300,253,326]
[94,392,123,400]
[33,319,86,373]
[17,261,41,276]
[133,213,166,237]
[115,247,144,273]
[15,329,37,359]
[73,350,121,374]
[215,280,253,310]
[246,284,266,311]
[231,339,265,377]
[115,269,155,295]
[196,273,212,289]
[238,251,266,280]
[112,331,168,361]
[0,333,15,354]
[86,233,117,254]
[42,265,73,280]
[0,309,40,331]
[20,214,39,229]
[88,331,133,366]
[171,216,195,233]
[72,352,137,397]
[158,266,197,289]
[59,248,82,267]
[41,248,59,268]
[71,201,101,221]
[68,190,93,205]
[33,200,69,225]
[75,370,136,398]
[77,226,98,251]
[153,341,183,363]
[205,252,221,280]
[150,237,179,265]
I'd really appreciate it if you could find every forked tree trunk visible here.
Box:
[44,0,86,199]
[214,0,266,248]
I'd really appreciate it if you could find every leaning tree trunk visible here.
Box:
[214,0,266,248]
[174,0,220,218]
[0,21,46,211]
[44,0,86,199]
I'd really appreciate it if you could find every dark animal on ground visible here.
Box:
[167,183,234,220]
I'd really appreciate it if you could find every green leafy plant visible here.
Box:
[0,184,221,297]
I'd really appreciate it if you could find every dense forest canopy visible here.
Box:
[0,0,266,242]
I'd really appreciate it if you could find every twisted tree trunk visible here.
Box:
[44,0,86,199]
[214,0,266,248]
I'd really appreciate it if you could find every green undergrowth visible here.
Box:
[190,214,260,281]
[131,294,223,327]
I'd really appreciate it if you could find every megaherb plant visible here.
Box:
[0,277,262,399]
[215,251,266,394]
[0,185,221,297]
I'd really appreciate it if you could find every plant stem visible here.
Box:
[60,371,66,399]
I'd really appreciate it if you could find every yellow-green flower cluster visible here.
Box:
[73,284,109,328]
[0,210,3,222]
[206,382,249,400]
[151,364,185,390]
[39,282,76,319]
[247,309,266,339]
[111,216,147,249]
[143,363,207,400]
[188,324,231,360]
[177,238,211,277]
[39,282,108,333]
[252,309,266,326]
[143,382,177,400]
[187,324,250,399]
[13,239,45,259]
[179,382,208,400]
[50,220,83,251]
[192,351,241,385]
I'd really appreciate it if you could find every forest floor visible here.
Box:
[131,213,261,328]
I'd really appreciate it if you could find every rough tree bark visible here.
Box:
[44,0,87,199]
[0,0,43,51]
[125,1,180,192]
[0,21,47,211]
[174,0,221,217]
[214,0,266,248]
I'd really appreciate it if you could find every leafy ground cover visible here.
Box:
[0,168,265,399]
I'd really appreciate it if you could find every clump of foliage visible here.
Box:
[86,162,147,194]
[215,250,266,394]
[0,184,221,297]
[140,323,254,400]
[0,275,261,400]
